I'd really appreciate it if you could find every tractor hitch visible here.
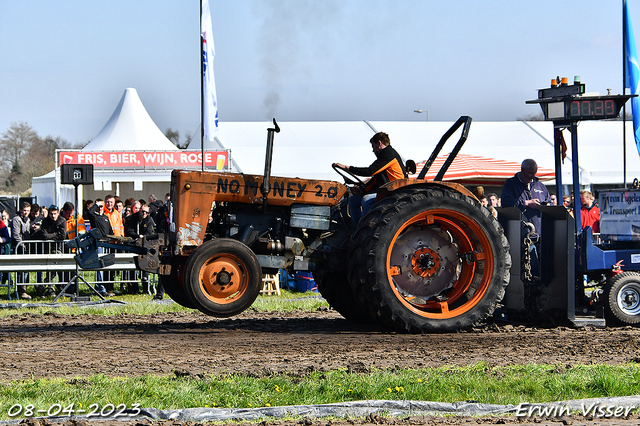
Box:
[66,228,153,270]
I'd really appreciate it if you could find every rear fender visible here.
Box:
[378,179,479,201]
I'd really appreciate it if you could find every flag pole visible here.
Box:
[624,0,628,186]
[200,0,219,170]
[200,0,205,172]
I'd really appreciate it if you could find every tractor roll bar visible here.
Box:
[416,116,472,181]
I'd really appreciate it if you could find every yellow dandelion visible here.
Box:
[348,389,353,392]
[417,379,422,383]
[265,403,271,407]
[386,388,392,392]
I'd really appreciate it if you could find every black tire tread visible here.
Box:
[312,228,375,323]
[159,258,198,309]
[314,268,374,323]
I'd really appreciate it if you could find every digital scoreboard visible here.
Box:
[525,77,634,123]
[525,77,636,239]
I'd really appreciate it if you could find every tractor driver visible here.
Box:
[333,132,407,224]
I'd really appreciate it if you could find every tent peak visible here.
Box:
[82,88,178,152]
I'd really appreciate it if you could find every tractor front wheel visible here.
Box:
[158,258,198,309]
[184,239,262,317]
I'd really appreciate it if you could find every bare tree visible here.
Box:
[183,131,193,149]
[0,122,42,191]
[164,127,191,149]
[0,123,76,193]
[0,122,39,172]
[24,135,71,182]
[517,112,545,121]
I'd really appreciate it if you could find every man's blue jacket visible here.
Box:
[501,173,550,233]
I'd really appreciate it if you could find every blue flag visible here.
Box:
[625,0,640,156]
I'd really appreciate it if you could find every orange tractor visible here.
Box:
[78,118,511,333]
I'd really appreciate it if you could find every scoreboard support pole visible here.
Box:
[570,121,582,236]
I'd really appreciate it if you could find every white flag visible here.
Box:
[201,0,218,139]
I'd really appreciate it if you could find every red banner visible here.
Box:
[58,150,229,170]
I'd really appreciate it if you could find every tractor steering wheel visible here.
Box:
[332,163,366,190]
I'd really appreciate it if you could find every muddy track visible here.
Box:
[2,308,640,426]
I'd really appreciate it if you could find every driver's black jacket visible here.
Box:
[348,145,407,193]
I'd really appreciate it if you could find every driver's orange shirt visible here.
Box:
[348,145,407,193]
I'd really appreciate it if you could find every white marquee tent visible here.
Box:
[34,88,191,207]
[85,88,179,152]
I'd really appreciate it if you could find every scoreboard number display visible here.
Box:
[570,99,618,119]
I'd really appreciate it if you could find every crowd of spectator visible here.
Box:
[1,193,170,300]
[478,192,502,218]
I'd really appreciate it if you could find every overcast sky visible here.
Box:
[0,1,637,146]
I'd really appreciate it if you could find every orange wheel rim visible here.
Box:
[198,254,249,304]
[386,209,494,319]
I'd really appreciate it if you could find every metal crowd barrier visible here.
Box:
[0,239,156,300]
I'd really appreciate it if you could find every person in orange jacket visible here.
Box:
[61,202,86,239]
[101,195,124,294]
[103,195,124,236]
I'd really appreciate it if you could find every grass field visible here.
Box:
[0,288,328,317]
[1,364,640,420]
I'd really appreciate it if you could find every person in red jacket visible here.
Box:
[580,190,600,233]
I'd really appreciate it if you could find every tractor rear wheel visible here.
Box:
[184,238,262,317]
[314,268,375,323]
[348,187,511,333]
[310,200,375,324]
[159,257,198,309]
[604,271,640,325]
